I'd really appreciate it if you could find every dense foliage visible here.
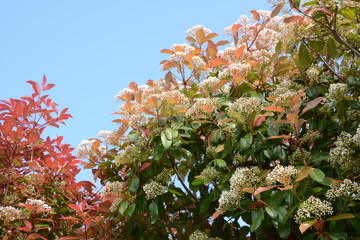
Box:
[1,0,360,239]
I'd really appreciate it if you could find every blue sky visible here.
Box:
[0,0,270,181]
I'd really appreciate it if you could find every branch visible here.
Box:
[168,154,199,202]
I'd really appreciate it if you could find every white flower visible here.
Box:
[326,83,350,103]
[26,199,51,210]
[218,190,243,210]
[143,180,167,200]
[228,97,261,120]
[102,181,123,196]
[200,167,221,183]
[186,25,212,39]
[229,166,261,190]
[266,165,298,184]
[326,179,360,201]
[294,196,333,224]
[0,206,23,221]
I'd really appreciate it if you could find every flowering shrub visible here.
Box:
[80,0,360,239]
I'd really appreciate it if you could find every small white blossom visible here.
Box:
[102,181,123,196]
[228,97,261,121]
[294,196,333,224]
[143,180,167,200]
[230,166,261,190]
[0,206,23,222]
[200,167,221,183]
[326,179,360,201]
[326,83,350,103]
[218,190,243,210]
[266,165,298,185]
[26,199,51,210]
[186,25,212,39]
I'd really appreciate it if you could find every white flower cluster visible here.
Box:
[169,43,196,62]
[232,154,247,165]
[109,198,123,212]
[26,199,51,210]
[77,139,96,159]
[186,98,218,117]
[266,165,298,184]
[218,62,251,79]
[143,180,167,200]
[200,167,221,183]
[269,80,304,107]
[186,25,212,39]
[289,148,311,164]
[326,179,360,201]
[156,168,173,184]
[201,77,222,92]
[102,181,123,196]
[354,125,360,146]
[325,83,350,103]
[97,130,114,144]
[0,206,23,222]
[329,131,360,175]
[218,190,243,210]
[115,145,142,165]
[306,65,322,80]
[230,166,262,190]
[294,196,333,224]
[189,230,220,240]
[227,97,261,120]
[301,131,322,144]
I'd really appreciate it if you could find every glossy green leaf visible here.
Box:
[309,168,325,182]
[299,43,312,67]
[125,202,136,216]
[161,131,172,150]
[327,37,338,58]
[211,129,222,144]
[149,201,159,224]
[128,177,139,194]
[119,201,130,215]
[250,208,264,231]
[215,159,227,168]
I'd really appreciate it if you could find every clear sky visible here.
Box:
[0,0,270,182]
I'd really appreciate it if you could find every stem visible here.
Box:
[168,154,198,202]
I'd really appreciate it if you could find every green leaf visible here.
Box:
[149,201,159,224]
[164,128,178,140]
[154,142,164,160]
[349,101,360,109]
[161,131,172,150]
[327,37,338,58]
[211,129,222,144]
[191,178,205,186]
[128,177,139,194]
[299,43,312,67]
[119,201,130,215]
[339,7,357,20]
[302,1,317,6]
[326,213,355,221]
[168,188,184,196]
[308,41,323,53]
[240,133,253,150]
[278,222,291,239]
[200,196,211,214]
[327,232,347,240]
[215,159,227,168]
[125,202,136,216]
[250,208,264,231]
[275,41,282,52]
[318,118,327,132]
[309,168,325,182]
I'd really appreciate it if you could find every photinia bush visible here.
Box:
[82,0,360,239]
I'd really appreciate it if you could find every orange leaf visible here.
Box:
[250,10,260,21]
[278,185,293,191]
[129,82,138,91]
[262,106,286,113]
[271,3,285,18]
[295,166,314,182]
[284,15,304,23]
[299,220,316,234]
[253,116,266,128]
[232,75,246,84]
[286,113,297,124]
[211,79,228,93]
[91,140,101,151]
[26,233,46,240]
[160,49,174,54]
[139,162,152,171]
[236,45,246,59]
[200,105,214,113]
[212,209,225,221]
[196,28,205,45]
[60,217,80,221]
[232,24,241,35]
[301,97,325,116]
[207,58,228,68]
[254,185,276,196]
[206,40,218,59]
[268,135,292,139]
[314,8,333,16]
[205,33,218,41]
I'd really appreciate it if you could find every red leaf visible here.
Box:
[60,217,80,221]
[43,83,55,91]
[236,45,246,59]
[212,209,225,221]
[26,81,41,96]
[268,135,292,139]
[314,8,333,16]
[129,82,138,91]
[26,233,46,240]
[301,97,325,115]
[207,58,228,67]
[284,15,304,23]
[42,75,47,86]
[160,49,175,54]
[254,185,276,196]
[253,116,266,128]
[271,3,285,18]
[139,162,152,171]
[250,10,260,21]
[232,24,241,35]
[262,106,286,113]
[299,220,316,234]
